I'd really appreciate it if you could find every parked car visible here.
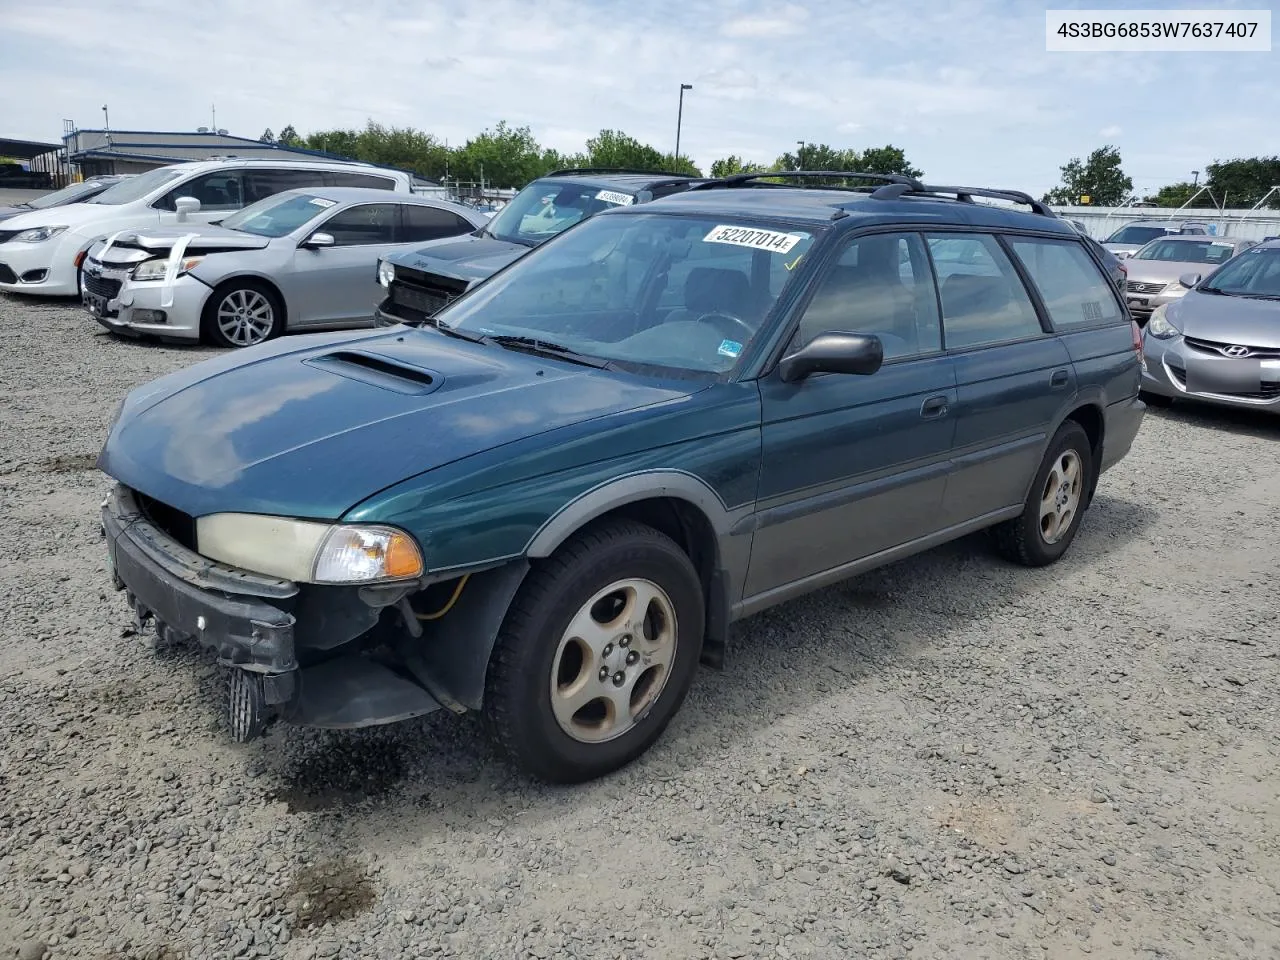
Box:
[80,188,489,348]
[0,157,426,296]
[372,168,705,325]
[1122,235,1254,323]
[0,163,53,190]
[97,172,1144,783]
[1140,239,1280,413]
[0,175,133,223]
[1101,219,1209,259]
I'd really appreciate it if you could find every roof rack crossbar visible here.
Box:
[545,167,693,178]
[872,183,1055,217]
[690,170,925,193]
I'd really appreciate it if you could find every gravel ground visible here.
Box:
[1,293,1278,960]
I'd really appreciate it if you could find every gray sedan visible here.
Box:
[80,187,488,348]
[1140,240,1280,413]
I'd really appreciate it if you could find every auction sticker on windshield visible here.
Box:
[308,197,337,207]
[704,225,805,254]
[595,189,634,206]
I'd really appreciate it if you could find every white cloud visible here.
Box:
[1099,125,1124,138]
[1,0,1277,200]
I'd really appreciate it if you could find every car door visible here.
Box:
[927,232,1076,525]
[153,171,245,227]
[745,231,958,599]
[288,202,401,325]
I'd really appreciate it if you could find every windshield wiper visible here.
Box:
[487,335,611,368]
[428,319,488,342]
[1196,285,1225,295]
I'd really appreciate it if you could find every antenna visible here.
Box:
[211,103,216,132]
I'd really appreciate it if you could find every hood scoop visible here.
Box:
[303,350,441,395]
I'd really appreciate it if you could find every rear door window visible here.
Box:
[1006,236,1124,330]
[925,233,1044,350]
[320,204,400,245]
[242,168,329,204]
[401,205,476,243]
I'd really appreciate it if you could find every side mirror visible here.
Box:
[778,332,884,383]
[174,196,200,221]
[1178,271,1202,288]
[302,232,335,249]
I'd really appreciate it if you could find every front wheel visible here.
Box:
[992,420,1094,567]
[202,280,284,348]
[482,519,705,783]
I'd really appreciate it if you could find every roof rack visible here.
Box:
[870,182,1056,217]
[690,170,927,193]
[545,167,694,179]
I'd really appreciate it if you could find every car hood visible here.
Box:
[1170,290,1280,348]
[95,224,273,254]
[0,201,118,232]
[1123,259,1210,285]
[98,328,693,520]
[0,205,32,222]
[388,234,526,285]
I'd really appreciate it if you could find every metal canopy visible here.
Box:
[0,137,61,160]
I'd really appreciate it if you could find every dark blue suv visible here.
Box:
[97,171,1145,784]
[372,168,704,323]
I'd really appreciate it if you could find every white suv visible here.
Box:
[0,158,421,297]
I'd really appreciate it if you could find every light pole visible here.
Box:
[674,83,693,161]
[1192,170,1200,187]
[796,140,805,170]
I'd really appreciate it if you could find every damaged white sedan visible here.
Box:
[81,187,487,348]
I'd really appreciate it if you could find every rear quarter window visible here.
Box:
[1006,236,1125,330]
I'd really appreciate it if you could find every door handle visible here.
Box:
[920,395,949,418]
[1050,369,1070,388]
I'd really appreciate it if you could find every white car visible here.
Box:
[0,157,423,297]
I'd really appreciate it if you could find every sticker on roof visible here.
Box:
[703,225,804,254]
[595,189,634,206]
[308,197,337,207]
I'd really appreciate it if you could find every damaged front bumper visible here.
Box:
[100,484,445,740]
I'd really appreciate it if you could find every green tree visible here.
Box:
[259,128,276,144]
[277,125,303,147]
[581,129,668,172]
[1204,156,1280,208]
[451,121,552,188]
[773,143,921,178]
[1142,181,1212,208]
[1043,145,1132,206]
[709,155,767,178]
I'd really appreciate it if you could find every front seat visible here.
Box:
[683,267,754,320]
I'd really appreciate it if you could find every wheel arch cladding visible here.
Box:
[525,472,733,669]
[1064,403,1105,502]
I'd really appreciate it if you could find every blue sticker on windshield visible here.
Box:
[718,339,742,358]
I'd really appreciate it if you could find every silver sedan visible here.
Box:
[80,187,489,348]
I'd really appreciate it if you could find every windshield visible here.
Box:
[26,180,108,209]
[219,192,334,237]
[1105,225,1172,245]
[483,178,638,246]
[434,212,819,376]
[1199,247,1280,298]
[88,167,185,205]
[1133,238,1240,265]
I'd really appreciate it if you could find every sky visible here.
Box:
[0,0,1275,199]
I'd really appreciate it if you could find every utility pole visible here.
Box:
[796,140,805,170]
[1191,170,1200,187]
[674,83,693,161]
[212,103,217,132]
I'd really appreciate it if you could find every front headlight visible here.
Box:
[377,259,396,288]
[13,226,67,243]
[194,514,424,584]
[131,255,205,281]
[1146,304,1181,339]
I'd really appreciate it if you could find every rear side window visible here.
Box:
[1006,237,1124,330]
[323,171,398,190]
[925,233,1043,350]
[400,205,476,243]
[242,168,329,204]
[320,203,399,245]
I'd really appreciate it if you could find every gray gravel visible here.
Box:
[2,292,1278,960]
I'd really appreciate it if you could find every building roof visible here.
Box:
[0,137,62,160]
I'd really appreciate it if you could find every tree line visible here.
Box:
[1043,145,1280,209]
[258,120,922,189]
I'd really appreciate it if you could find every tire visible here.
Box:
[1139,389,1173,408]
[992,420,1094,567]
[201,279,284,349]
[482,519,705,784]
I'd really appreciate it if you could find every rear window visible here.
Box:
[1133,239,1239,265]
[1007,237,1124,330]
[1104,225,1170,245]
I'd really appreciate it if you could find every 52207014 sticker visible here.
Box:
[703,225,806,254]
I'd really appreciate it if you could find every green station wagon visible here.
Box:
[98,172,1145,783]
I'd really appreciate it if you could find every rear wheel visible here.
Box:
[482,519,705,783]
[992,420,1094,567]
[202,280,283,348]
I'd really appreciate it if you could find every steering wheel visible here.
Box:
[694,311,755,345]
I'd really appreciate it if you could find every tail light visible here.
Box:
[1130,319,1144,364]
